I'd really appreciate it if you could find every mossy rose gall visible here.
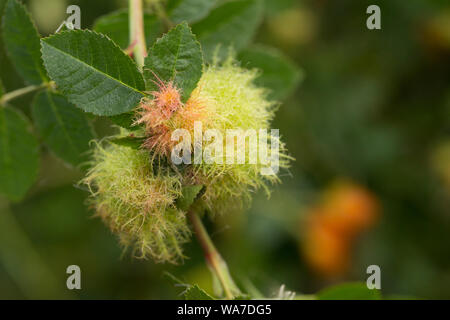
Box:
[84,58,290,262]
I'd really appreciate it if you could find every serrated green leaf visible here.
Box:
[31,91,95,166]
[93,9,162,49]
[41,30,145,116]
[0,106,39,201]
[176,185,204,211]
[317,282,382,300]
[167,0,218,24]
[163,273,215,300]
[0,0,23,91]
[144,23,203,102]
[2,0,48,85]
[110,135,145,149]
[191,0,263,60]
[184,284,214,300]
[238,46,302,100]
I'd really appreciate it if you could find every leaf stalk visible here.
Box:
[0,83,49,105]
[129,0,147,69]
[188,210,241,299]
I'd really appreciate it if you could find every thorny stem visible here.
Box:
[188,210,241,299]
[0,83,50,105]
[129,0,147,70]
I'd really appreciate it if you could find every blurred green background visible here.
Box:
[0,0,449,299]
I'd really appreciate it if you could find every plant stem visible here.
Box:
[0,83,47,105]
[129,0,147,70]
[188,210,241,299]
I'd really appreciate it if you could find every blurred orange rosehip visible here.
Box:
[301,181,380,278]
[320,181,379,236]
[303,214,350,277]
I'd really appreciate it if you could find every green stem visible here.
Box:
[0,83,47,105]
[188,210,241,299]
[129,0,147,70]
